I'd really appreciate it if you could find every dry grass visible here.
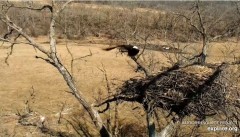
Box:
[0,1,239,136]
[0,36,239,136]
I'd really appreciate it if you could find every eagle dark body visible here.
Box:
[103,44,140,56]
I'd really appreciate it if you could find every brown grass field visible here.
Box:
[0,2,239,136]
[0,35,239,136]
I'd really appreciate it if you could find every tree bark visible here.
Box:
[147,111,156,137]
[0,1,111,136]
[158,120,179,137]
[199,34,208,65]
[48,2,111,136]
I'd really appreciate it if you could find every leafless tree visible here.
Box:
[176,1,239,65]
[0,1,110,136]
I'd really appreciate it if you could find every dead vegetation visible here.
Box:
[96,63,226,134]
[0,1,239,137]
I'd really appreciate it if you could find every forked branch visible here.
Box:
[0,1,111,137]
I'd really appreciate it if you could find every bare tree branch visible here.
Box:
[175,13,203,35]
[4,33,21,65]
[0,1,111,136]
[0,37,30,45]
[74,49,93,60]
[4,4,53,12]
[130,56,150,77]
[35,56,54,66]
[65,41,74,75]
[1,15,50,56]
[3,28,13,39]
[195,1,206,34]
[46,1,111,136]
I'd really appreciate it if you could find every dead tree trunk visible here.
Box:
[158,120,180,137]
[144,103,156,137]
[146,111,156,137]
[47,3,111,136]
[199,34,208,65]
[0,1,111,137]
[176,1,209,65]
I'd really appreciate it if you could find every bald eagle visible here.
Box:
[103,44,139,56]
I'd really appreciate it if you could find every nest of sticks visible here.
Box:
[98,64,227,119]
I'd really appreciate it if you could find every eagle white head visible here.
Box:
[133,46,139,49]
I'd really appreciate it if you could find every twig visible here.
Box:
[1,15,50,56]
[130,56,150,77]
[35,56,54,66]
[1,1,110,136]
[74,49,93,60]
[98,63,111,93]
[4,33,21,65]
[98,103,110,113]
[95,95,140,108]
[0,37,31,45]
[3,28,14,39]
[3,3,52,13]
[58,102,66,124]
[65,41,74,76]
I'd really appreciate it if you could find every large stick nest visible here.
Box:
[106,64,228,119]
